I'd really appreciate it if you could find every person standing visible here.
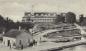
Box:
[9,43,11,48]
[21,45,23,50]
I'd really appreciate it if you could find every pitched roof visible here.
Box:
[3,29,31,38]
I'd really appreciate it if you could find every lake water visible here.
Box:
[59,45,86,51]
[59,37,86,51]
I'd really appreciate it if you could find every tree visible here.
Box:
[55,14,65,24]
[19,22,34,30]
[0,15,5,27]
[79,14,84,23]
[65,12,76,23]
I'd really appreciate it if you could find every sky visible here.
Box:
[0,0,86,22]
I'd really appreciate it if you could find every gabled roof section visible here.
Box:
[3,29,30,38]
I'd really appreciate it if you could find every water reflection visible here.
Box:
[60,45,86,51]
[59,37,86,51]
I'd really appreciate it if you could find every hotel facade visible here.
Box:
[22,12,57,24]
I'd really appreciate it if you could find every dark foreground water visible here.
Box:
[47,37,86,51]
[59,37,86,51]
[59,45,86,51]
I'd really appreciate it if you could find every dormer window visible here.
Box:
[36,14,39,16]
[53,14,56,16]
[48,14,50,16]
[45,14,48,16]
[41,14,44,16]
[28,14,31,16]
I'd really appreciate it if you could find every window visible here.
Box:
[19,40,22,45]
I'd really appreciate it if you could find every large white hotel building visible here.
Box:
[22,12,57,23]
